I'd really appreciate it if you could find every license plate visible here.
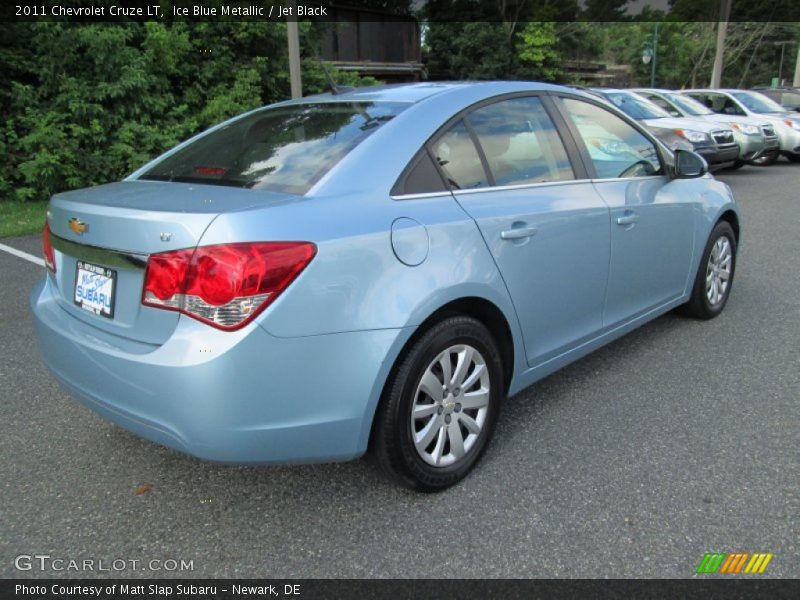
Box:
[74,261,116,319]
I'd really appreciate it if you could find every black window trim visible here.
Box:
[389,147,449,197]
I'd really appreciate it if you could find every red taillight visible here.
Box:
[42,223,56,273]
[142,242,316,331]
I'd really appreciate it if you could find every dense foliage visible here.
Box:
[0,21,373,203]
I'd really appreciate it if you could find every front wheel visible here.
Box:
[677,221,737,319]
[374,316,504,492]
[786,154,800,163]
[748,151,779,166]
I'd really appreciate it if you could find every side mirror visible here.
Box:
[673,149,708,179]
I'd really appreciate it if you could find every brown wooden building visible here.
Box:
[319,6,426,82]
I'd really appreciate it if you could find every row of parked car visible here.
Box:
[580,86,800,170]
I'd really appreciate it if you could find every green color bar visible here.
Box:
[707,553,726,573]
[696,554,713,574]
[697,553,727,574]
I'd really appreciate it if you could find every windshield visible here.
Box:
[140,102,407,194]
[667,93,715,116]
[603,92,672,120]
[731,92,786,114]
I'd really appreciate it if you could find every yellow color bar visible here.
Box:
[744,553,774,574]
[758,553,773,573]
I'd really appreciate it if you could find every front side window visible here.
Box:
[140,102,407,195]
[693,93,744,116]
[561,98,662,179]
[602,92,672,120]
[466,97,574,186]
[666,93,715,117]
[431,121,489,190]
[641,94,681,117]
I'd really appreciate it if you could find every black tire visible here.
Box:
[374,315,504,492]
[786,154,800,163]
[748,151,779,166]
[677,221,737,320]
[727,160,746,170]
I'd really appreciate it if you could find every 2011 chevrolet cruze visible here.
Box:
[31,82,740,491]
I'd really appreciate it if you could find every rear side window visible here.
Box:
[431,121,489,190]
[466,97,574,186]
[140,102,407,195]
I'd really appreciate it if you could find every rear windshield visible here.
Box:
[140,102,407,194]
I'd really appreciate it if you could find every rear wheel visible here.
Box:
[374,316,503,492]
[677,221,737,319]
[786,154,800,163]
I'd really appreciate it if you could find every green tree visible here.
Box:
[517,22,560,81]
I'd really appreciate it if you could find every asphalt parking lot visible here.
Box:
[1,162,798,579]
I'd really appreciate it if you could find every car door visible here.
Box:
[554,95,695,327]
[430,95,611,367]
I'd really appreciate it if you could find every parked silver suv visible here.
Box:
[684,89,800,164]
[591,89,739,170]
[633,89,776,168]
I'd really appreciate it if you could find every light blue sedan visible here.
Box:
[31,82,739,491]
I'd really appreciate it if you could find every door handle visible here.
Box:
[501,226,538,240]
[616,212,640,226]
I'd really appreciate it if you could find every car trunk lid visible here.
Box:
[46,180,290,345]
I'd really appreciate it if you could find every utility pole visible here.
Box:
[286,0,302,99]
[710,0,732,88]
[773,41,795,85]
[650,23,659,87]
[794,44,800,87]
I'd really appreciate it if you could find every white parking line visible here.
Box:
[0,243,44,267]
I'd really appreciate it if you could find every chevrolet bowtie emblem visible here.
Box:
[68,218,88,235]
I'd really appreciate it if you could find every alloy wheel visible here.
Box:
[411,344,491,467]
[706,235,732,306]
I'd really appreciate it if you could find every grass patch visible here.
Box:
[0,200,48,238]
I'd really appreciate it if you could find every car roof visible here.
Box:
[631,88,676,94]
[684,89,752,94]
[752,86,800,92]
[283,80,584,107]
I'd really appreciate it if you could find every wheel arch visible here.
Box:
[717,209,740,242]
[364,295,517,453]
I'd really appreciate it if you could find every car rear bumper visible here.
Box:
[30,276,400,464]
